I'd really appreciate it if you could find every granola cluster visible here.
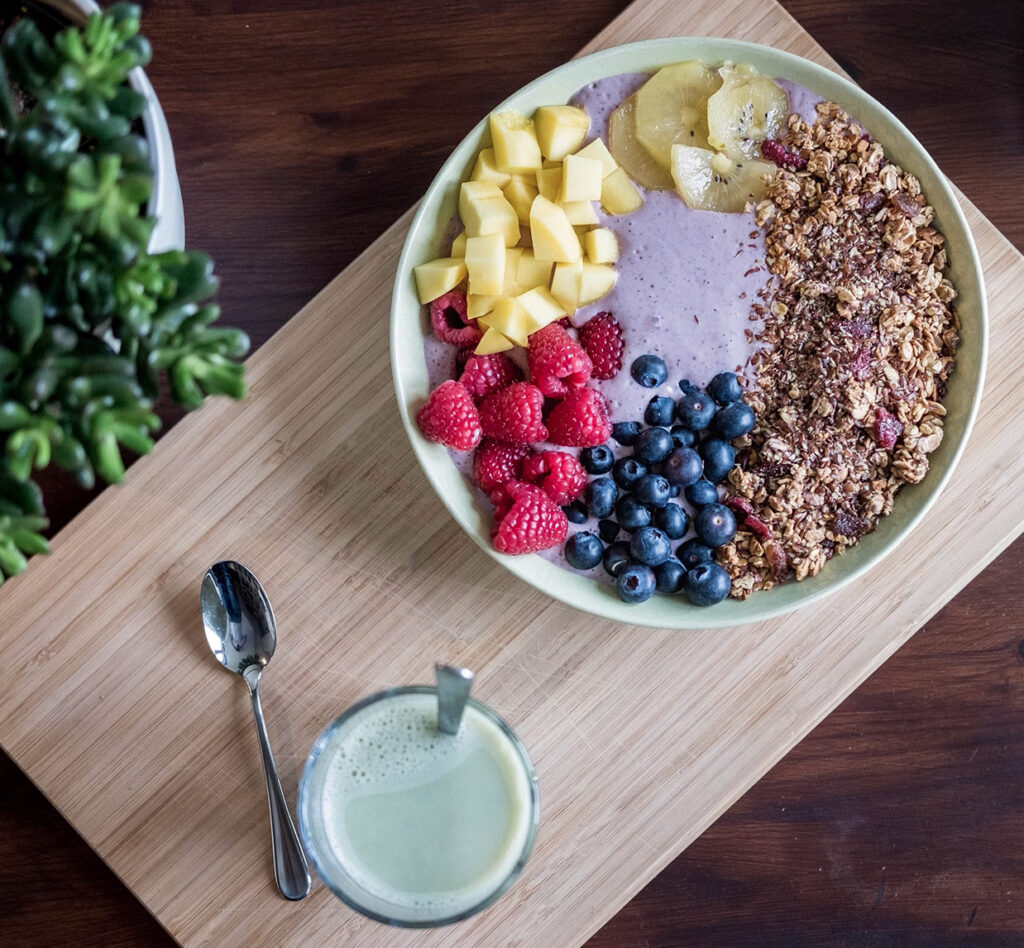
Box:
[719,103,959,598]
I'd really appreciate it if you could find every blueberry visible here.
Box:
[712,400,756,440]
[653,558,687,594]
[668,484,681,497]
[699,438,736,483]
[654,502,688,539]
[602,541,631,577]
[585,477,618,519]
[598,519,620,543]
[694,503,737,548]
[663,446,703,486]
[682,562,732,606]
[564,531,604,570]
[612,421,642,446]
[563,500,588,524]
[669,424,696,448]
[685,478,719,507]
[707,371,743,404]
[615,495,652,532]
[644,395,675,426]
[677,378,700,395]
[633,427,673,464]
[633,473,671,508]
[612,457,647,490]
[629,526,671,567]
[580,444,614,474]
[631,354,667,388]
[678,538,714,570]
[675,389,717,430]
[617,563,656,603]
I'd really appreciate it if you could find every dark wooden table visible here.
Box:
[2,1,1022,944]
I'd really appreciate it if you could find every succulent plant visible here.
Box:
[0,3,248,582]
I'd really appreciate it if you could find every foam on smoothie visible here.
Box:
[308,691,534,915]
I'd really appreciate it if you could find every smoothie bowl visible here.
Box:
[391,38,986,630]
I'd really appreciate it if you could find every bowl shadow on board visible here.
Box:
[390,37,987,632]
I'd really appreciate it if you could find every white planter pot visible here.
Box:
[34,0,186,252]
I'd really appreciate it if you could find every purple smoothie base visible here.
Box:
[420,69,827,587]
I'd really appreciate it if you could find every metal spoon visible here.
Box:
[435,663,474,734]
[201,561,311,901]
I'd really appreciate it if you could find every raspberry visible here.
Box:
[429,291,481,347]
[473,439,532,494]
[872,407,903,450]
[526,323,592,397]
[490,480,568,555]
[760,139,807,170]
[479,381,547,445]
[459,352,523,400]
[578,311,624,380]
[522,450,587,505]
[416,380,481,451]
[546,387,612,448]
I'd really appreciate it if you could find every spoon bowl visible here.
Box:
[202,560,277,688]
[201,560,311,901]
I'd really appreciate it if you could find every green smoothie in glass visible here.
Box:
[298,683,539,926]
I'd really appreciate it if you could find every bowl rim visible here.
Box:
[390,36,988,630]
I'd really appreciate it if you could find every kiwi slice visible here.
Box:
[706,75,789,160]
[608,95,675,191]
[633,61,723,169]
[670,145,776,213]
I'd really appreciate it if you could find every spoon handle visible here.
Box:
[249,684,311,901]
[435,663,474,735]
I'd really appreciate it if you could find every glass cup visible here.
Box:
[298,684,540,927]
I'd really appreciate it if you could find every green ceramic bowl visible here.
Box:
[390,38,987,630]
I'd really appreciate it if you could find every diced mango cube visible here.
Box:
[517,287,565,334]
[584,227,618,263]
[601,167,643,215]
[561,200,599,226]
[467,294,498,320]
[515,251,553,291]
[535,166,562,203]
[534,105,590,161]
[413,257,467,304]
[529,195,581,263]
[475,326,514,354]
[503,246,524,295]
[459,181,521,247]
[489,110,543,174]
[465,234,506,296]
[480,296,530,346]
[575,137,619,178]
[549,258,583,312]
[578,262,617,304]
[450,230,467,257]
[471,147,512,187]
[503,174,539,225]
[461,179,503,203]
[560,154,603,203]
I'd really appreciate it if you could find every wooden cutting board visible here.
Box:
[1,0,1022,944]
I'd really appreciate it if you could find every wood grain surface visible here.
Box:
[1,1,1022,946]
